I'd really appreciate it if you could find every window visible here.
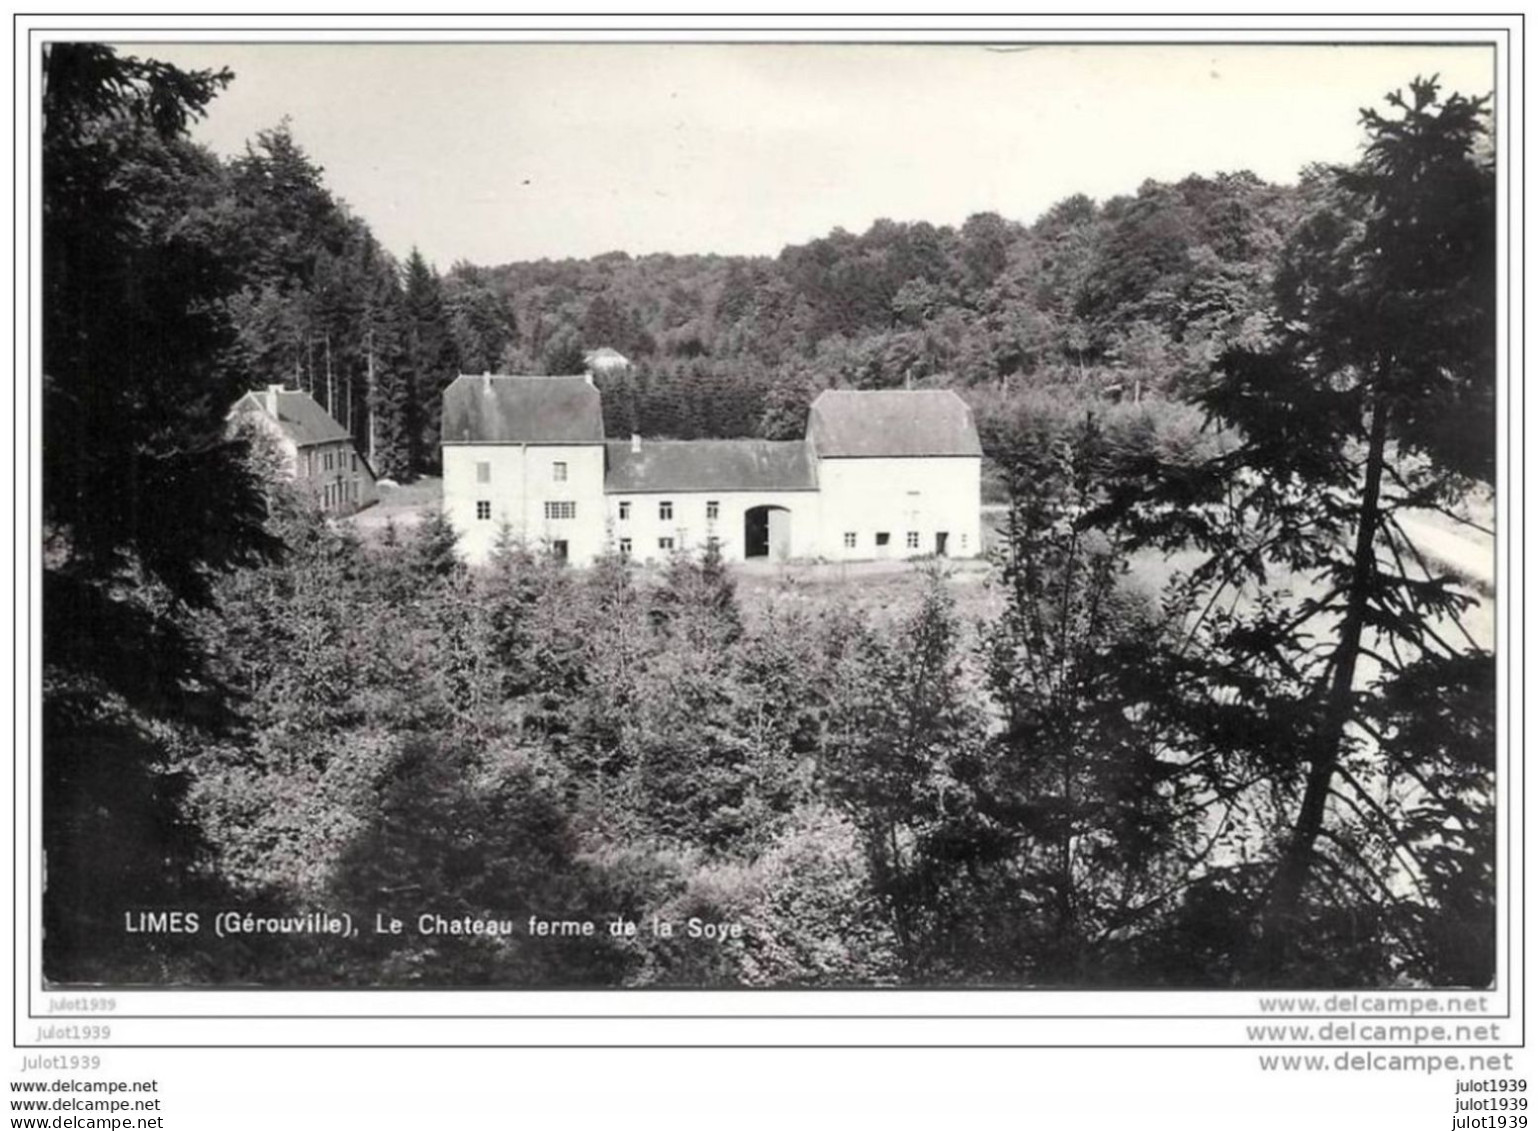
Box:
[961,533,969,551]
[658,537,675,552]
[553,461,568,482]
[875,532,891,547]
[618,501,631,521]
[706,500,719,521]
[659,500,673,521]
[351,453,358,473]
[476,461,490,484]
[906,532,921,550]
[844,532,857,549]
[323,451,332,472]
[476,500,491,521]
[545,501,576,521]
[705,536,721,552]
[551,540,569,564]
[618,537,632,558]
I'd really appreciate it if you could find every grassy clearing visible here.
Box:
[732,556,1004,631]
[351,475,443,543]
[343,482,1491,652]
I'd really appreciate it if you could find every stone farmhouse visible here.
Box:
[441,374,981,567]
[229,384,378,515]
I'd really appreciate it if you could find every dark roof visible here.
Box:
[442,375,604,444]
[235,388,351,447]
[807,389,982,458]
[604,440,817,494]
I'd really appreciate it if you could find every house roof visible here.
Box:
[442,374,605,444]
[584,346,630,370]
[234,388,351,447]
[604,439,817,494]
[806,389,983,458]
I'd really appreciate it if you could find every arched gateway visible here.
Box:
[744,504,791,561]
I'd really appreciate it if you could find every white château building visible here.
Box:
[440,374,982,567]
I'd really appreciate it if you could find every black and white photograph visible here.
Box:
[39,36,1498,994]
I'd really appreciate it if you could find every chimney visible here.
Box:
[630,433,642,454]
[263,383,284,416]
[482,371,491,392]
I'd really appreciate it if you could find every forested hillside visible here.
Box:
[438,172,1293,455]
[42,45,1496,989]
[43,37,1308,478]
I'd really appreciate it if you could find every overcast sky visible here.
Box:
[121,41,1495,267]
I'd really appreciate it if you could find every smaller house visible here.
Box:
[583,346,631,375]
[229,384,378,515]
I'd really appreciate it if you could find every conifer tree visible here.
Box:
[404,248,458,473]
[42,44,277,977]
[1098,78,1495,983]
